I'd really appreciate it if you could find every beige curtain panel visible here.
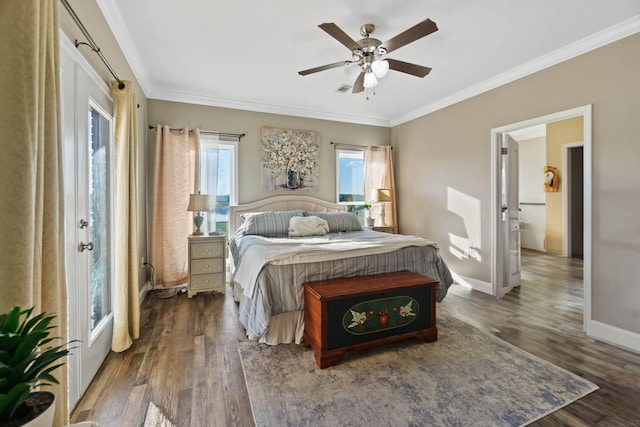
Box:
[364,145,398,230]
[111,81,140,352]
[151,126,201,287]
[0,0,68,424]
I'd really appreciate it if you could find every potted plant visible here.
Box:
[363,203,375,228]
[0,306,71,427]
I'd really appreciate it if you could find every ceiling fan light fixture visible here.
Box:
[363,71,378,88]
[371,59,389,79]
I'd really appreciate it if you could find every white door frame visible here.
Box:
[490,105,592,331]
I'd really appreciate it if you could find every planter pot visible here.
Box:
[365,217,375,228]
[4,391,55,427]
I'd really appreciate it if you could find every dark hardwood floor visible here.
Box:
[71,250,640,426]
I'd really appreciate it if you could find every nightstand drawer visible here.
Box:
[191,258,224,275]
[190,273,225,291]
[191,241,224,259]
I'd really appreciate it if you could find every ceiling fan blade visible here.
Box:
[380,18,438,54]
[298,61,347,76]
[352,72,365,93]
[387,58,432,78]
[319,23,361,51]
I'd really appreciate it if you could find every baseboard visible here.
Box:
[451,272,492,295]
[140,282,188,304]
[587,319,640,354]
[139,280,152,304]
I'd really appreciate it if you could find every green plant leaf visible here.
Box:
[0,306,70,422]
[0,308,22,334]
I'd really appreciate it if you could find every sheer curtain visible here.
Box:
[364,145,398,231]
[0,1,68,424]
[111,81,140,352]
[150,126,200,286]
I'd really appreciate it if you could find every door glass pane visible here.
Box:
[88,106,111,334]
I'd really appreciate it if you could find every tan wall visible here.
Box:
[545,117,583,254]
[392,32,640,335]
[146,100,391,204]
[59,0,149,291]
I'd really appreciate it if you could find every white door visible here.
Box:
[61,46,114,410]
[499,133,521,296]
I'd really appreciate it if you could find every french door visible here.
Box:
[61,42,114,410]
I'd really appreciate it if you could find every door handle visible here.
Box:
[79,241,94,252]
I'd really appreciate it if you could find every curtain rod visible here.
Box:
[60,0,125,89]
[148,125,245,141]
[330,141,392,150]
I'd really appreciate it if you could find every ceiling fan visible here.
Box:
[298,19,438,95]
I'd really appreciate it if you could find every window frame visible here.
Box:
[199,134,238,237]
[335,148,367,223]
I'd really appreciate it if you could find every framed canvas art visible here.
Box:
[261,126,319,191]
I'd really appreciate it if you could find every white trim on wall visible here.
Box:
[589,320,640,354]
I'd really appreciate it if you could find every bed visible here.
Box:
[228,195,453,345]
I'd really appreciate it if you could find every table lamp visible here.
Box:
[372,188,392,226]
[187,192,210,235]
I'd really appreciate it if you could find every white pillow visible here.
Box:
[288,215,330,237]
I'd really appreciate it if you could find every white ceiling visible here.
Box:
[99,0,640,127]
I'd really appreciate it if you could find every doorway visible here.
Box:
[490,105,592,332]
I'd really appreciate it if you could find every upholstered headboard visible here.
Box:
[229,195,347,234]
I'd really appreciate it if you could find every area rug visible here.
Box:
[238,313,598,426]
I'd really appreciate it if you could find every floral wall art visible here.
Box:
[261,126,319,191]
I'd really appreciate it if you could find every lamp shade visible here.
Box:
[187,193,210,212]
[363,71,378,88]
[371,59,389,78]
[372,188,392,203]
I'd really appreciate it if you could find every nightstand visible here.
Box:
[187,234,226,298]
[371,225,395,234]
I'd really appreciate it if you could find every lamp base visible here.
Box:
[378,205,386,226]
[193,212,204,235]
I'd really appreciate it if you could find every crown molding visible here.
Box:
[96,0,153,95]
[149,88,392,127]
[391,15,640,127]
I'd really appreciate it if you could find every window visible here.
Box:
[199,134,238,237]
[336,149,366,223]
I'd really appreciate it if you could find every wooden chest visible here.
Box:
[303,271,438,369]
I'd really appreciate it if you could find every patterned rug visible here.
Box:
[238,313,598,427]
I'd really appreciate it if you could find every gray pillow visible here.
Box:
[241,210,305,237]
[305,211,362,233]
